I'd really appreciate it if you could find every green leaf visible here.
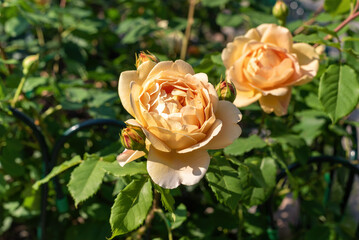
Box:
[5,16,29,37]
[304,25,337,37]
[110,178,153,238]
[318,64,359,123]
[216,13,243,27]
[102,161,147,177]
[23,77,48,93]
[206,156,251,210]
[273,135,310,164]
[224,135,267,156]
[324,0,351,15]
[65,87,90,103]
[33,155,82,190]
[154,185,175,213]
[170,203,187,230]
[68,154,106,207]
[245,162,266,188]
[249,158,276,206]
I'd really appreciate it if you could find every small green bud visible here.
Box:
[22,54,39,76]
[120,125,146,151]
[272,1,289,26]
[135,51,159,68]
[216,79,236,102]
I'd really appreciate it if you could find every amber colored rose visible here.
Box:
[222,24,319,116]
[117,60,242,188]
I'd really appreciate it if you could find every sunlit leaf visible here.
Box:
[33,155,82,191]
[206,156,251,210]
[318,64,359,123]
[224,135,267,156]
[68,154,106,207]
[110,178,152,238]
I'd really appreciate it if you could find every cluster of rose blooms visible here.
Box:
[117,24,319,189]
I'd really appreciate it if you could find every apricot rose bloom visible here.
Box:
[117,60,242,189]
[222,24,319,116]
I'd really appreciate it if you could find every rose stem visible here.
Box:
[313,1,359,47]
[180,0,197,60]
[294,5,323,35]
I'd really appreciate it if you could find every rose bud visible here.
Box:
[120,125,146,152]
[272,1,289,26]
[216,79,236,103]
[135,51,159,68]
[22,54,39,76]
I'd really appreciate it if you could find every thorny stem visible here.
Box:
[313,1,359,47]
[180,0,197,60]
[294,6,324,35]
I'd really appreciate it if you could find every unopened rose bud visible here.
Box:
[22,54,39,76]
[272,1,289,26]
[216,80,236,102]
[135,51,159,68]
[120,125,146,151]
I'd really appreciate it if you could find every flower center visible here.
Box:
[243,45,294,89]
[140,79,208,133]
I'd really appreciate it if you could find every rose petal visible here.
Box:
[205,101,242,149]
[259,88,292,116]
[147,126,198,150]
[118,61,157,117]
[222,37,252,68]
[192,74,219,112]
[138,61,157,82]
[173,60,195,75]
[130,82,147,126]
[146,61,174,81]
[257,24,293,52]
[262,87,289,96]
[244,28,261,41]
[117,149,146,167]
[292,43,319,86]
[147,147,210,189]
[177,119,222,154]
[233,89,262,107]
[126,119,171,153]
[118,71,138,117]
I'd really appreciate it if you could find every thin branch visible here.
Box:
[180,0,197,60]
[294,5,324,35]
[60,0,66,8]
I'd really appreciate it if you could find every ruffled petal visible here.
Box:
[118,61,157,117]
[262,87,289,96]
[126,119,171,153]
[233,89,262,107]
[138,61,157,83]
[147,147,210,189]
[292,43,319,86]
[118,71,138,117]
[177,119,222,154]
[205,101,242,149]
[173,60,195,75]
[117,149,146,167]
[257,24,293,52]
[222,37,251,68]
[130,82,147,126]
[259,88,292,116]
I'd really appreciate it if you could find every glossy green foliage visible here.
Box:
[0,0,358,239]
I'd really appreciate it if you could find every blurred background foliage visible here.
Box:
[0,0,359,239]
